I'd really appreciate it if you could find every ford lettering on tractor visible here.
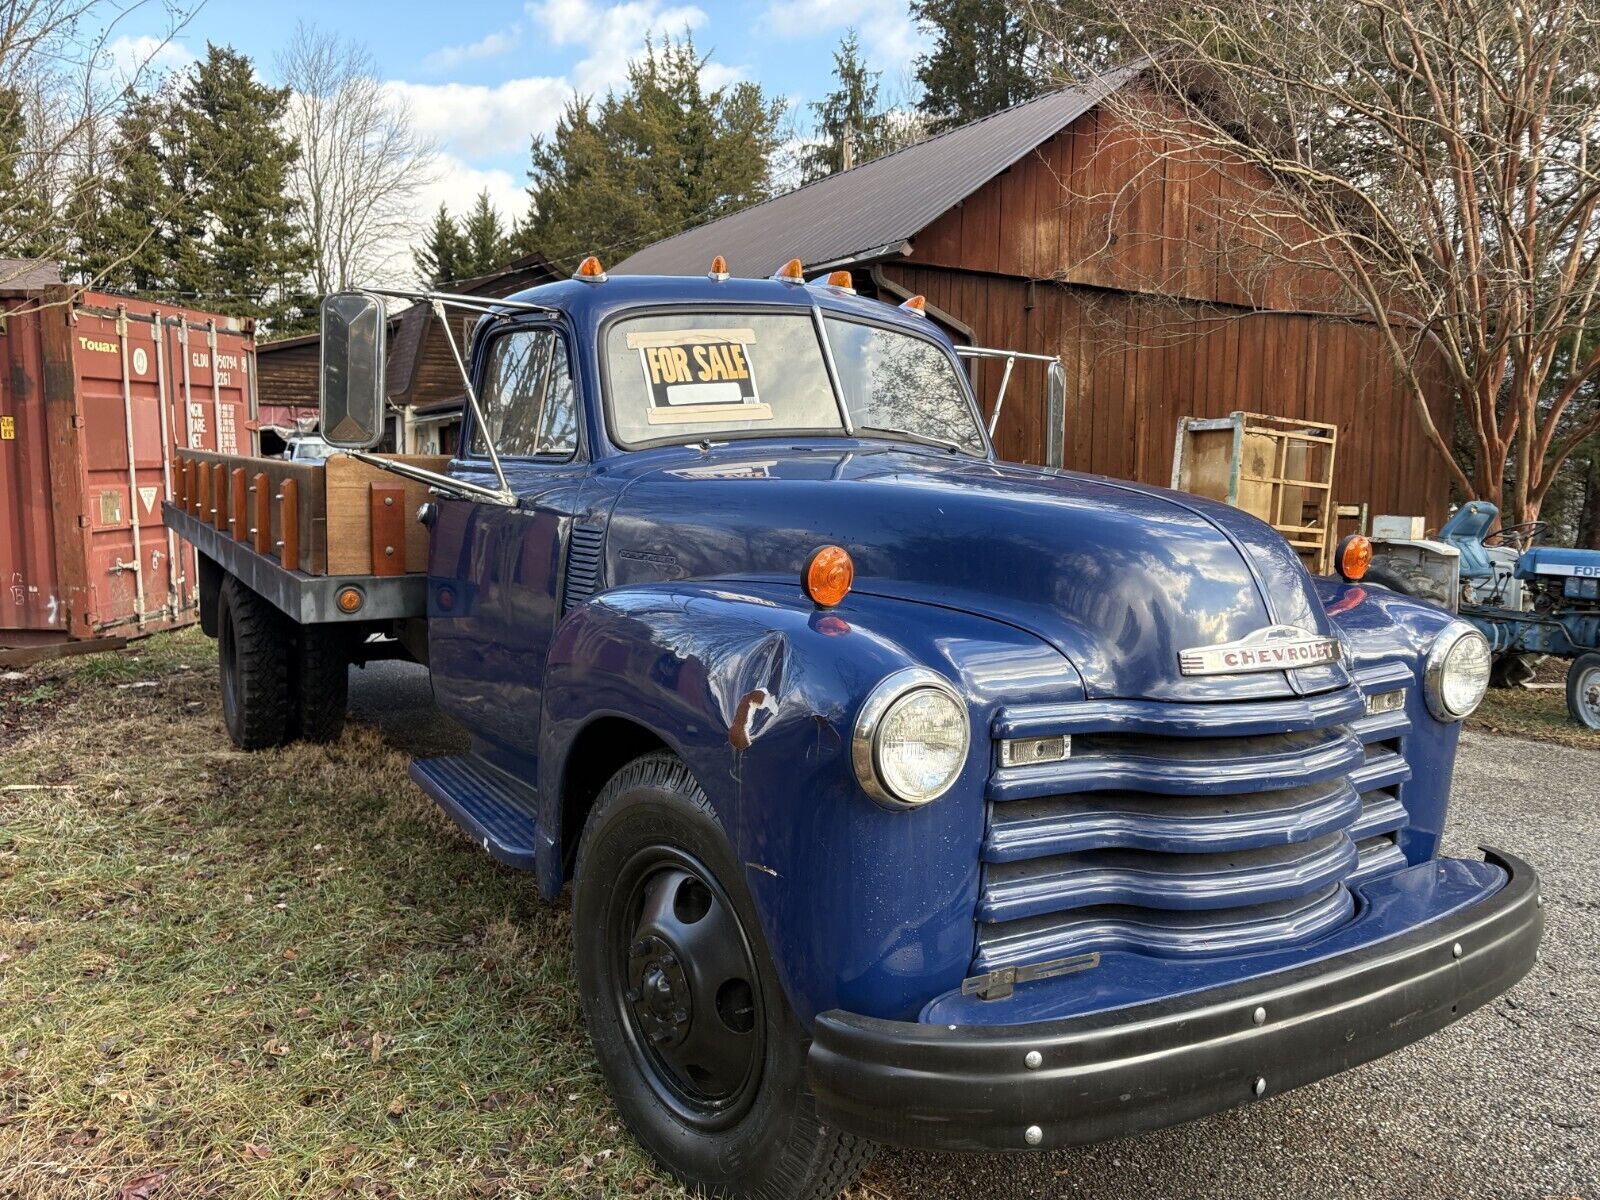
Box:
[163,257,1544,1200]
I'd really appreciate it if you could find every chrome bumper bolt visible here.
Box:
[1252,1006,1267,1026]
[1253,1076,1267,1097]
[1024,1125,1043,1146]
[1024,1050,1042,1070]
[1452,942,1463,959]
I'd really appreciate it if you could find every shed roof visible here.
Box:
[613,68,1139,279]
[0,258,63,294]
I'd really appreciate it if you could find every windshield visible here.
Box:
[603,309,985,454]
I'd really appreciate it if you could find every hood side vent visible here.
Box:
[563,524,605,614]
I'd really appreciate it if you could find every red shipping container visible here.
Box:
[0,279,257,662]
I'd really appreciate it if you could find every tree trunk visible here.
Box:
[1578,451,1600,550]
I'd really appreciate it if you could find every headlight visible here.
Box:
[1424,623,1491,721]
[852,668,969,808]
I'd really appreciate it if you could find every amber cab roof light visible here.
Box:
[709,255,729,281]
[899,294,927,316]
[1337,534,1373,582]
[773,258,806,284]
[574,255,607,282]
[804,545,854,608]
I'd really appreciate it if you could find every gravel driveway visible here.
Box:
[349,664,1598,1200]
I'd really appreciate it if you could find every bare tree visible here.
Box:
[0,0,190,291]
[279,23,435,294]
[1035,0,1600,524]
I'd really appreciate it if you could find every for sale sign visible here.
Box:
[627,328,771,424]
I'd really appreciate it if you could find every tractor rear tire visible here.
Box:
[1490,654,1540,690]
[217,575,291,751]
[1566,653,1600,730]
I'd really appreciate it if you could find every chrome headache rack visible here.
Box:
[968,664,1414,999]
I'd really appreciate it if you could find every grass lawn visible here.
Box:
[0,628,700,1199]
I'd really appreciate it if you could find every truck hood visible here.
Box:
[603,444,1350,702]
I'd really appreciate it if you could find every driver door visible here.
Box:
[427,323,587,755]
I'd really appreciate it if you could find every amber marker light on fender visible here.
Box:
[804,545,854,608]
[1338,534,1373,581]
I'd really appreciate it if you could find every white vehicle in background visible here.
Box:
[283,434,338,464]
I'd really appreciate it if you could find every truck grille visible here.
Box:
[976,664,1414,977]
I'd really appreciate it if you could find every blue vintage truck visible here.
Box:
[164,259,1543,1200]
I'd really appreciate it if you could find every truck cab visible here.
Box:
[166,261,1542,1200]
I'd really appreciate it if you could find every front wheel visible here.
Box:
[573,752,872,1199]
[1567,653,1600,730]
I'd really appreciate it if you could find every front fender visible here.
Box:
[538,579,1078,1025]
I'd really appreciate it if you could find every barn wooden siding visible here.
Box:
[257,337,318,411]
[884,105,1453,524]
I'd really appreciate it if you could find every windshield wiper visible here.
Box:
[854,425,973,454]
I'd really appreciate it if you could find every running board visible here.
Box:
[410,755,540,870]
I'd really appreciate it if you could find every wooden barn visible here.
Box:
[615,70,1452,525]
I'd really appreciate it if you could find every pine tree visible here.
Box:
[412,202,468,286]
[522,36,784,271]
[172,45,313,328]
[459,190,510,278]
[0,87,51,261]
[86,44,314,331]
[911,0,1043,131]
[799,31,904,184]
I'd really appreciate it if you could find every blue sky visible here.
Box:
[110,0,927,230]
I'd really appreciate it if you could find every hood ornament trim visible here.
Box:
[1179,624,1341,676]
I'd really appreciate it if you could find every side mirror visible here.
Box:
[1044,360,1066,469]
[320,291,387,449]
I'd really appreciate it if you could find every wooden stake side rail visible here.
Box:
[172,449,447,577]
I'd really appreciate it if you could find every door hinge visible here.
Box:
[961,952,1100,1002]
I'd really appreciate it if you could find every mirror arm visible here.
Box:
[346,450,516,505]
[988,354,1017,436]
[431,299,514,504]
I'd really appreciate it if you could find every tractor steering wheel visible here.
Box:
[1483,520,1549,551]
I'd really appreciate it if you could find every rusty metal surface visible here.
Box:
[0,290,256,647]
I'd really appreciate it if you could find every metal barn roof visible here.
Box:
[613,69,1139,279]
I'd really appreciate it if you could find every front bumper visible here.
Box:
[807,847,1541,1151]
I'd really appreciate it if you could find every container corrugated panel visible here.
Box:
[0,288,257,652]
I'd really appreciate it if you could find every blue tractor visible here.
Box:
[1368,499,1600,728]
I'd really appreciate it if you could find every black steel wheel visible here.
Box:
[610,847,765,1127]
[216,574,290,751]
[573,751,872,1199]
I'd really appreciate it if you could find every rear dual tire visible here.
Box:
[573,752,872,1199]
[216,574,348,750]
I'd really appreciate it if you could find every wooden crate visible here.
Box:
[1171,411,1338,575]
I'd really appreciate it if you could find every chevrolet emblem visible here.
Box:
[1179,624,1341,676]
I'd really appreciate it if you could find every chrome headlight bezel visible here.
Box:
[1424,622,1492,721]
[851,667,970,808]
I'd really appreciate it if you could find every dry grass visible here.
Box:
[0,629,684,1199]
[1470,662,1600,751]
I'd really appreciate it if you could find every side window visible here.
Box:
[472,328,579,459]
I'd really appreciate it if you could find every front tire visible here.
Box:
[573,752,872,1199]
[1567,653,1600,730]
[216,575,290,750]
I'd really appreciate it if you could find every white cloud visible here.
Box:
[417,153,528,224]
[383,76,571,160]
[425,26,523,72]
[104,34,196,88]
[763,0,928,77]
[529,0,709,92]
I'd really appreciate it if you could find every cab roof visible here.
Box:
[490,272,947,342]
